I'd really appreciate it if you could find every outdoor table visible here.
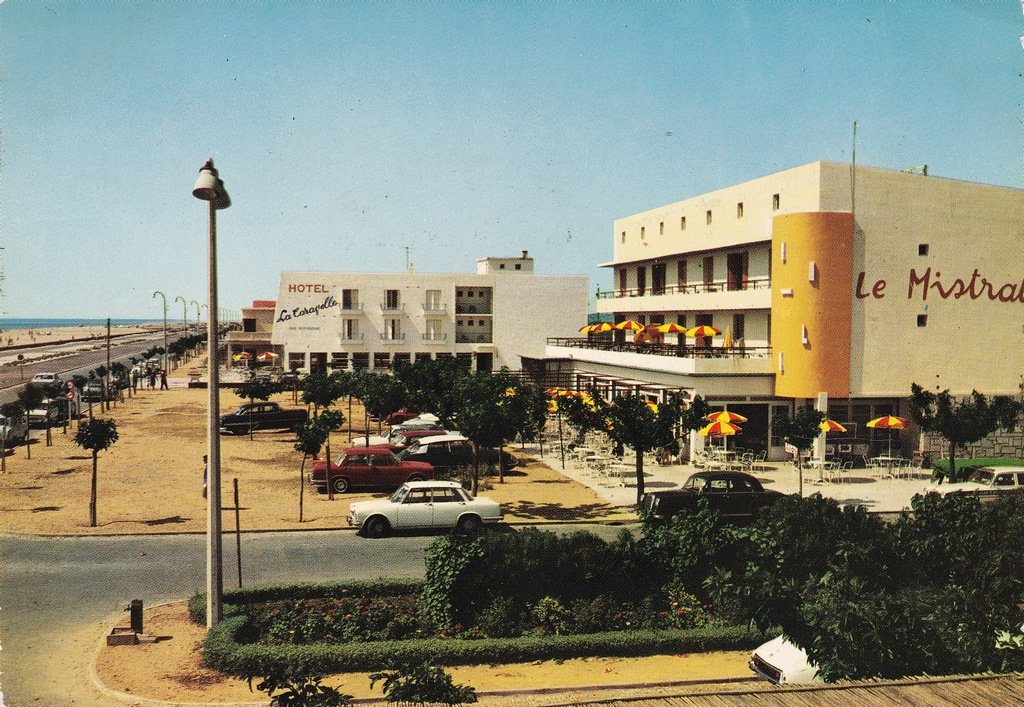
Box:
[871,456,904,478]
[807,459,830,483]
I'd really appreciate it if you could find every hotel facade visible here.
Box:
[227,251,588,376]
[544,161,1024,460]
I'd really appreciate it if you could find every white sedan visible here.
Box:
[934,466,1024,497]
[347,480,502,538]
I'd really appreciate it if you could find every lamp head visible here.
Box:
[192,158,231,209]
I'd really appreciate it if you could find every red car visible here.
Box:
[309,445,433,494]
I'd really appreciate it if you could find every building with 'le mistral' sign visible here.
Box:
[544,161,1024,461]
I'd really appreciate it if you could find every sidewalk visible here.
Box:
[533,443,940,514]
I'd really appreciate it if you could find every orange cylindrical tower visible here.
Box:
[771,212,853,398]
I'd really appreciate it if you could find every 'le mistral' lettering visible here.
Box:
[854,269,1024,304]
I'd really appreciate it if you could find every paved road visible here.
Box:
[0,330,173,402]
[0,523,625,706]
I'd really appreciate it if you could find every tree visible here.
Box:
[74,418,119,527]
[455,371,524,493]
[235,376,278,439]
[392,357,465,428]
[301,374,346,500]
[356,373,409,437]
[772,406,825,497]
[17,383,44,459]
[909,384,1021,482]
[604,393,685,505]
[293,420,329,521]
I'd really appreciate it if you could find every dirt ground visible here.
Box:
[2,357,752,704]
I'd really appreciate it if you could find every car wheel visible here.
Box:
[365,516,390,539]
[331,477,349,494]
[457,514,481,534]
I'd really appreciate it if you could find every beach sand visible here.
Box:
[0,322,161,350]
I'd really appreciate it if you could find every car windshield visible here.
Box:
[966,469,995,486]
[390,486,409,503]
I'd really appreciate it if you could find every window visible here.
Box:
[341,289,359,310]
[341,319,359,340]
[677,259,687,289]
[637,266,647,295]
[736,202,744,218]
[621,231,626,243]
[680,216,687,231]
[732,313,745,341]
[652,263,666,295]
[424,290,442,311]
[706,209,713,225]
[618,268,627,295]
[373,352,390,369]
[425,319,444,341]
[772,193,780,211]
[384,318,401,340]
[702,256,714,286]
[659,221,664,235]
[917,314,928,327]
[330,352,348,369]
[641,226,646,240]
[515,263,521,270]
[918,244,929,256]
[385,289,400,309]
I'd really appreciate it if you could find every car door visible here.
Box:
[394,487,434,528]
[429,486,467,528]
[372,452,404,486]
[702,477,732,514]
[727,475,757,518]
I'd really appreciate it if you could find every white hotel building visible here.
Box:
[544,161,1024,460]
[245,251,588,374]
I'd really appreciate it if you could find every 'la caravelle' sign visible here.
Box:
[277,295,338,322]
[856,267,1024,303]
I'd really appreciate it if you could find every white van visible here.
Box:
[749,635,821,685]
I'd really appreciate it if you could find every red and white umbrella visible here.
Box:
[687,325,720,338]
[256,351,279,362]
[820,419,848,433]
[616,320,646,332]
[707,410,749,424]
[866,416,911,456]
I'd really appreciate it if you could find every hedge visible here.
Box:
[192,579,766,677]
[202,614,766,677]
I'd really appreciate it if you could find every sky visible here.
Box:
[1,1,1021,319]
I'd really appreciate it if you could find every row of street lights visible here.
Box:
[151,292,205,372]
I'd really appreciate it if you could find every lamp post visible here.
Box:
[152,291,168,372]
[175,295,188,332]
[193,157,231,627]
[192,300,202,330]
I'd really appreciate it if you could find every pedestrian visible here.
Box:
[131,369,138,393]
[159,369,168,390]
[148,369,156,390]
[202,455,208,499]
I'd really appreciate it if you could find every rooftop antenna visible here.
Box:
[404,246,413,272]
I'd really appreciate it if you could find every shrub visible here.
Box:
[530,596,570,636]
[369,660,477,705]
[473,596,523,638]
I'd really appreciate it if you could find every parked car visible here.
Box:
[219,402,308,435]
[350,416,445,447]
[934,466,1024,498]
[30,372,63,393]
[310,446,433,494]
[640,470,786,524]
[347,480,503,538]
[0,413,28,446]
[80,380,107,403]
[749,635,821,685]
[399,433,519,474]
[27,400,60,429]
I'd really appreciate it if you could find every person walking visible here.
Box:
[159,369,168,390]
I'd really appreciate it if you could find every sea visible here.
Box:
[0,318,157,332]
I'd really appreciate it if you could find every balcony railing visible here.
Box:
[597,277,771,299]
[422,303,447,313]
[339,333,364,342]
[380,333,407,342]
[547,337,771,360]
[455,304,493,314]
[422,333,448,342]
[381,303,405,313]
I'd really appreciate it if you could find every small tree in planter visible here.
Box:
[294,419,328,521]
[604,393,685,506]
[74,418,119,527]
[16,383,44,458]
[235,375,278,440]
[771,406,824,497]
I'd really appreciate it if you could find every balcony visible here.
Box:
[422,333,448,343]
[597,277,771,299]
[339,333,364,342]
[339,302,363,313]
[380,333,407,343]
[545,337,773,377]
[456,334,493,344]
[381,303,406,314]
[455,304,492,315]
[422,303,447,314]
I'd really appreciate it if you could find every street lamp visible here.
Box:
[152,291,168,372]
[191,300,202,329]
[193,157,230,627]
[175,295,188,331]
